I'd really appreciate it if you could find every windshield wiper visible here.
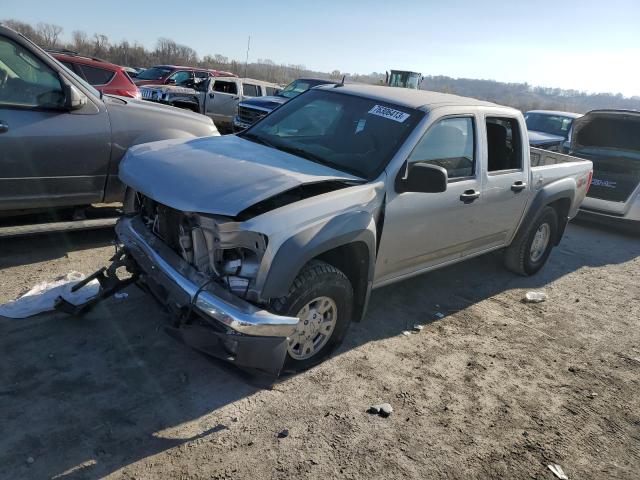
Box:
[273,145,362,177]
[240,132,277,149]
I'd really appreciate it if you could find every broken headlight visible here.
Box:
[178,213,267,299]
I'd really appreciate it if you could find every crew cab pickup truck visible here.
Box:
[140,77,280,132]
[0,25,218,216]
[76,85,592,375]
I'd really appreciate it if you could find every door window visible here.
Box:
[168,70,192,85]
[0,36,65,109]
[212,80,238,94]
[78,64,115,85]
[242,83,259,97]
[407,117,475,179]
[486,117,522,172]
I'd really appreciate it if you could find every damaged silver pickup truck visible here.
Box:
[64,85,593,375]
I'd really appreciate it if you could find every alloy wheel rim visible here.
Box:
[288,296,337,360]
[530,223,551,263]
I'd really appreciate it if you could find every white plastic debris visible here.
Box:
[524,291,548,303]
[114,292,129,300]
[413,324,424,332]
[548,463,568,480]
[401,331,411,337]
[435,312,445,319]
[0,272,99,319]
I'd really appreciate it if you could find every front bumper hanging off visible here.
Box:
[58,216,299,376]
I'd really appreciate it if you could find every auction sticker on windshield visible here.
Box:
[368,105,410,123]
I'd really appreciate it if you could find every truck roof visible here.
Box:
[316,84,506,111]
[526,110,582,118]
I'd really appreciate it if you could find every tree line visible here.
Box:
[4,19,640,113]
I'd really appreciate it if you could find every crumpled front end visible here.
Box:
[116,208,298,376]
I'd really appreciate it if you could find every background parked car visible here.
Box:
[571,109,640,230]
[49,49,141,99]
[524,110,581,151]
[133,65,235,87]
[234,77,337,131]
[0,25,218,215]
[140,76,280,131]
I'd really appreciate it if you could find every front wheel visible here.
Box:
[504,206,558,276]
[271,260,353,371]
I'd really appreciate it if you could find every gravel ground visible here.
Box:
[0,220,638,480]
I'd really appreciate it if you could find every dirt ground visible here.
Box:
[0,219,638,480]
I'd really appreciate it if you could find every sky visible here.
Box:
[2,0,640,97]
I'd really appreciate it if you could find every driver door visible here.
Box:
[376,114,489,284]
[0,32,110,210]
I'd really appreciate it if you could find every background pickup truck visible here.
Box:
[139,76,280,131]
[0,25,218,216]
[90,84,593,375]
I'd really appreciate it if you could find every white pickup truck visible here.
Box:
[65,85,593,375]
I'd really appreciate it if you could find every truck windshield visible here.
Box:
[240,89,423,179]
[278,80,315,99]
[525,113,574,137]
[136,67,172,80]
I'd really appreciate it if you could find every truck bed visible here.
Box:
[530,147,584,167]
[528,147,593,219]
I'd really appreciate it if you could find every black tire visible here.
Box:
[271,260,353,371]
[504,206,558,276]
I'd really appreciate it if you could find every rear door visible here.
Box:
[205,79,240,122]
[477,114,530,245]
[0,32,111,210]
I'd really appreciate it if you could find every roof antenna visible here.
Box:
[335,75,346,87]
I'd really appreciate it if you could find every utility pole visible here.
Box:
[244,35,251,78]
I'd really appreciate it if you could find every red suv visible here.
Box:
[133,65,236,87]
[50,50,141,99]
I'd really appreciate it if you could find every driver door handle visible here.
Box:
[511,180,527,192]
[460,189,480,203]
[0,120,8,133]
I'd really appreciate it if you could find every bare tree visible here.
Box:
[36,22,63,48]
[92,34,109,57]
[70,30,90,53]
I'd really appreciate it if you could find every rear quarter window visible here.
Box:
[79,64,115,85]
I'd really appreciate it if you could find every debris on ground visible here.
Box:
[368,403,393,418]
[401,331,411,337]
[0,272,99,319]
[435,312,445,319]
[412,324,424,332]
[26,457,34,464]
[277,429,289,438]
[524,291,548,303]
[114,292,129,299]
[548,463,569,479]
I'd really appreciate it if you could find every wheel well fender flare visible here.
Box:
[260,211,376,304]
[516,178,576,246]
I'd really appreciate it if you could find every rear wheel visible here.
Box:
[504,206,558,276]
[271,260,353,371]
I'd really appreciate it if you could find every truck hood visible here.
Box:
[139,84,197,95]
[239,95,288,111]
[528,130,565,145]
[119,135,361,217]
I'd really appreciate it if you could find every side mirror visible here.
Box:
[64,84,87,111]
[395,162,447,194]
[166,78,176,85]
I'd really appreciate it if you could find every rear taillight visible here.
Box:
[586,170,593,194]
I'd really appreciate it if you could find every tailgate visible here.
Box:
[574,152,640,202]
